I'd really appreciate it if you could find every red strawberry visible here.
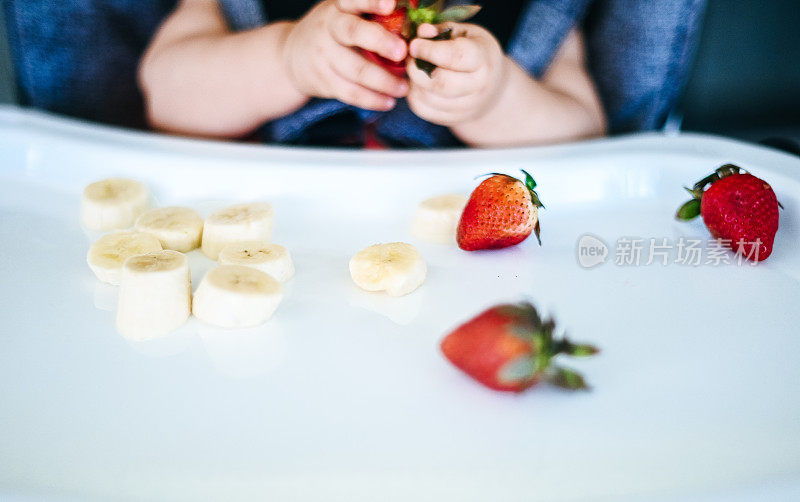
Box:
[676,164,780,261]
[362,0,417,78]
[440,302,598,392]
[363,1,481,78]
[457,170,544,251]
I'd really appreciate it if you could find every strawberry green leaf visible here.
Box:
[554,339,600,357]
[533,219,542,246]
[522,169,537,190]
[692,172,719,192]
[716,163,741,178]
[521,169,545,209]
[548,366,590,390]
[409,7,438,25]
[684,186,703,199]
[675,198,701,221]
[435,5,482,23]
[570,344,599,357]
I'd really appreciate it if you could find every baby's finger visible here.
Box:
[328,69,397,111]
[412,88,470,113]
[409,35,482,72]
[330,13,407,61]
[416,23,439,39]
[336,0,395,16]
[408,87,461,125]
[331,47,409,98]
[407,62,475,98]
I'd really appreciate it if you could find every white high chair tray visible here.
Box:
[1,106,799,502]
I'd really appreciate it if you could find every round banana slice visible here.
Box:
[81,178,150,231]
[411,194,468,245]
[349,242,427,297]
[217,241,295,282]
[135,206,204,253]
[192,265,283,328]
[87,231,163,285]
[201,202,274,260]
[116,250,191,341]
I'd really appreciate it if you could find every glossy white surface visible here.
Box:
[1,107,799,502]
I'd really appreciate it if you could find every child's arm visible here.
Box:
[406,24,606,148]
[139,0,409,138]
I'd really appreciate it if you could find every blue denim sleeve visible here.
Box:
[585,0,707,133]
[508,0,595,78]
[508,0,706,134]
[3,0,176,128]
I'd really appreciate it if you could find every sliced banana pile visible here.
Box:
[135,206,204,253]
[81,176,447,339]
[82,178,289,338]
[411,194,468,245]
[218,241,295,283]
[193,265,283,328]
[201,202,274,260]
[117,250,191,340]
[82,178,150,231]
[87,231,163,285]
[349,243,427,297]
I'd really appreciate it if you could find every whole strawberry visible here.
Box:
[676,164,780,261]
[363,0,481,78]
[440,302,598,392]
[457,170,544,251]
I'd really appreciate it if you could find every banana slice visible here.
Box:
[116,250,191,340]
[87,231,163,285]
[201,202,274,260]
[81,178,150,231]
[135,206,204,253]
[217,241,295,282]
[411,194,468,245]
[349,242,427,297]
[192,265,283,328]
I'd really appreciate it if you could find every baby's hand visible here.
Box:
[406,23,507,126]
[283,0,409,111]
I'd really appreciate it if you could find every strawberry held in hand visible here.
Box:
[676,164,780,262]
[457,170,544,251]
[363,0,481,78]
[441,302,598,392]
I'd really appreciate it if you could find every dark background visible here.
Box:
[0,4,14,104]
[0,0,798,140]
[680,0,800,138]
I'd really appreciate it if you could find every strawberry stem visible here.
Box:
[407,2,480,76]
[509,302,597,390]
[553,339,600,357]
[414,28,453,76]
[676,163,745,222]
